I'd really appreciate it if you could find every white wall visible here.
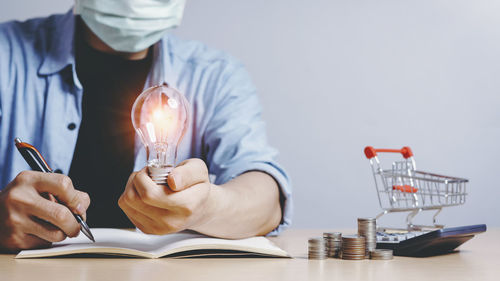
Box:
[2,0,499,229]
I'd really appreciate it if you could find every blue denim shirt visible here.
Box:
[0,11,292,235]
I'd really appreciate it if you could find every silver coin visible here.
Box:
[357,218,377,257]
[323,232,342,239]
[342,255,365,260]
[308,256,327,260]
[370,249,393,260]
[309,238,325,244]
[341,233,367,260]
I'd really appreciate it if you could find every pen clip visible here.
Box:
[15,138,53,173]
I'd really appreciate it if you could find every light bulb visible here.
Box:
[131,84,190,185]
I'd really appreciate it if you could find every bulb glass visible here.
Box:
[131,85,190,176]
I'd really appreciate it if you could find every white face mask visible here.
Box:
[74,0,186,53]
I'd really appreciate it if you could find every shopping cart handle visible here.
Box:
[364,146,413,159]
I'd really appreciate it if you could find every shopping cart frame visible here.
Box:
[364,146,468,231]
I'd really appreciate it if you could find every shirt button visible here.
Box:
[54,169,63,174]
[67,123,77,130]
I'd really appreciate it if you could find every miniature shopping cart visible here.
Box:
[364,146,468,231]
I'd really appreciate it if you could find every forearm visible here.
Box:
[192,171,282,239]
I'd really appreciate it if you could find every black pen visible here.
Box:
[14,138,95,243]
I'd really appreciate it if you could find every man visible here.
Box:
[0,0,291,252]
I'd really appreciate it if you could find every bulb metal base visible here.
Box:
[148,165,173,185]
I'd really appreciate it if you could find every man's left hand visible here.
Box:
[118,158,214,234]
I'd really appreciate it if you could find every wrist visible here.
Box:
[192,183,226,233]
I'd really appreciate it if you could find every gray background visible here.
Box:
[1,1,499,229]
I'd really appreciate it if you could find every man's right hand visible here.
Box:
[0,171,90,252]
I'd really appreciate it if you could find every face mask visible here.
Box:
[74,0,186,53]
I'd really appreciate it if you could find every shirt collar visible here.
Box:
[38,9,76,76]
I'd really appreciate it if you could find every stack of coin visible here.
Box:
[341,235,366,260]
[308,237,327,260]
[370,249,393,260]
[357,218,377,257]
[323,232,342,258]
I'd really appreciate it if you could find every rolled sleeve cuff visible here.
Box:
[214,161,293,236]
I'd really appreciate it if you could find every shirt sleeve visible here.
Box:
[203,62,292,236]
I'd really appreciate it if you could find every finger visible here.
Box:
[127,215,147,233]
[120,170,141,201]
[26,197,80,238]
[126,208,179,235]
[5,232,51,251]
[75,190,90,220]
[167,159,208,191]
[121,181,186,234]
[124,182,170,218]
[20,234,52,250]
[24,217,67,243]
[25,172,83,213]
[124,171,139,192]
[136,176,209,213]
[47,193,57,202]
[133,170,177,208]
[119,195,160,234]
[159,182,210,209]
[40,192,56,202]
[118,171,153,227]
[122,206,155,233]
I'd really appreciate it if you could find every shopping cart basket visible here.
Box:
[364,146,468,230]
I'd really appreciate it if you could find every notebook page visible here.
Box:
[17,228,204,258]
[17,228,289,258]
[151,236,289,257]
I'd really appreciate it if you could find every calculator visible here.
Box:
[376,224,487,257]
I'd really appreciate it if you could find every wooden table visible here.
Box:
[1,228,498,281]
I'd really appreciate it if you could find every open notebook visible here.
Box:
[16,228,289,259]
